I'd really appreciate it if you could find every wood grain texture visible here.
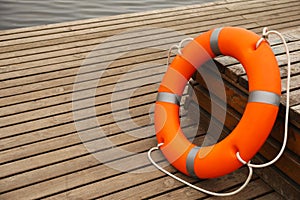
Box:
[2,0,299,199]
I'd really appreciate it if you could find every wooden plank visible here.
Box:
[0,154,163,199]
[1,63,168,109]
[0,0,288,39]
[253,155,300,200]
[1,25,298,104]
[204,179,273,200]
[224,40,300,82]
[0,94,155,163]
[0,124,165,192]
[290,104,300,130]
[0,49,165,92]
[292,104,300,116]
[0,7,247,48]
[102,174,201,200]
[0,86,171,150]
[0,90,187,179]
[239,53,300,91]
[0,81,157,118]
[149,186,201,200]
[0,0,234,37]
[193,63,248,114]
[0,5,227,41]
[0,56,166,107]
[101,168,256,200]
[241,2,300,19]
[0,74,165,139]
[0,0,293,45]
[0,4,296,74]
[2,4,296,63]
[0,13,260,68]
[1,20,298,87]
[0,73,160,127]
[3,22,296,138]
[270,119,300,156]
[0,8,232,58]
[1,24,298,116]
[255,192,285,200]
[2,83,189,156]
[0,100,192,188]
[0,135,160,191]
[0,83,194,160]
[0,20,254,78]
[0,19,258,78]
[0,85,158,150]
[0,0,286,43]
[189,82,241,131]
[0,123,199,198]
[44,167,256,199]
[0,0,298,56]
[257,137,300,185]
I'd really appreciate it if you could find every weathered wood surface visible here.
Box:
[1,0,299,199]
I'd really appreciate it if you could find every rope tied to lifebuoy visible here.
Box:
[148,27,291,197]
[237,28,291,169]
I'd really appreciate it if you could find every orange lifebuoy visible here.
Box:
[155,27,281,179]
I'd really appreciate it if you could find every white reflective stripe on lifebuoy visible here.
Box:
[248,90,280,106]
[186,146,201,177]
[210,27,223,56]
[156,92,181,105]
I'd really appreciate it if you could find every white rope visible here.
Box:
[178,37,194,55]
[147,143,253,197]
[166,37,193,66]
[237,28,291,168]
[167,45,179,67]
[255,27,268,49]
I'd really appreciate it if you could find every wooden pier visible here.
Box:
[0,0,299,199]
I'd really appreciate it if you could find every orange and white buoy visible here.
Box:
[154,27,281,179]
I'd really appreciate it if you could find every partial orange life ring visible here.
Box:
[155,27,281,179]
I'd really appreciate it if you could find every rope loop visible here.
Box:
[256,27,270,48]
[167,45,180,67]
[166,37,194,66]
[241,27,291,168]
[178,37,194,55]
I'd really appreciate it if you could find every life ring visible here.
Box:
[154,27,281,178]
